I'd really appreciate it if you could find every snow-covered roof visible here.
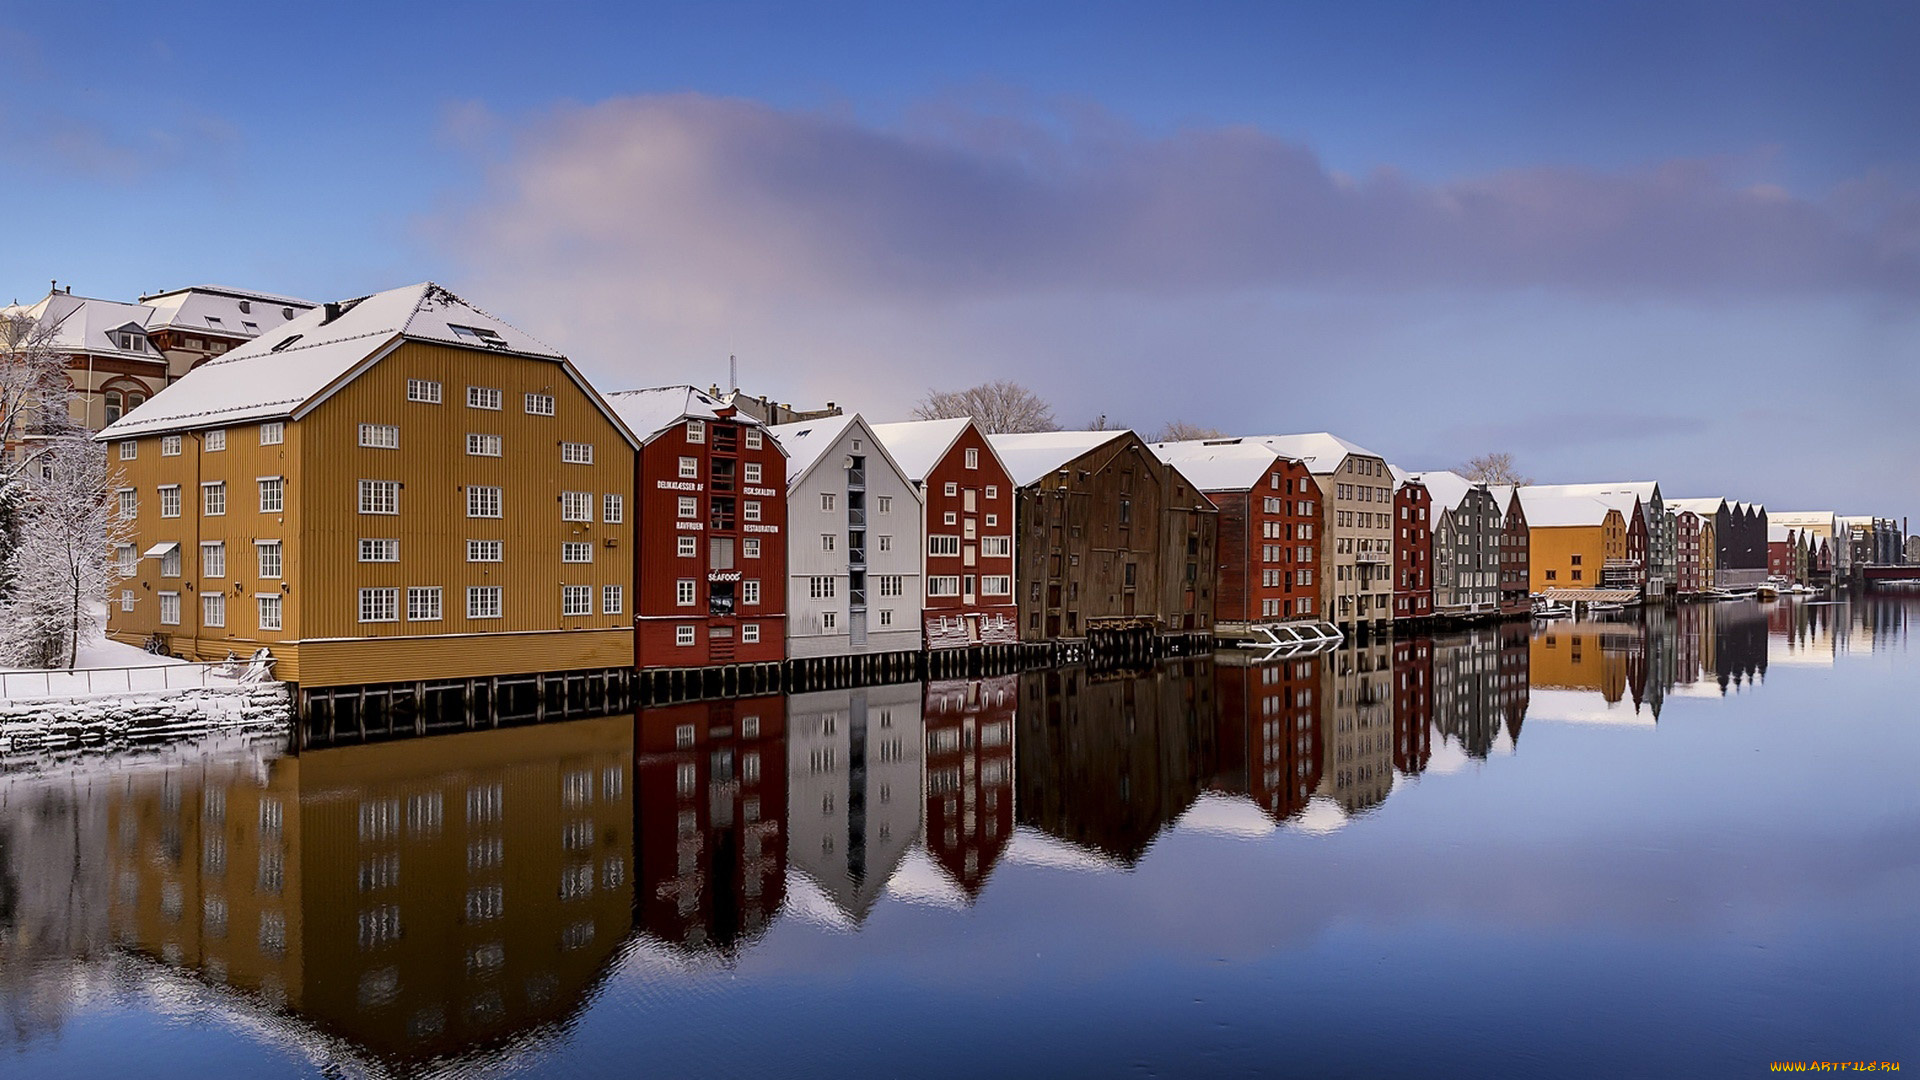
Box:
[139,284,314,340]
[605,385,735,445]
[1768,525,1792,543]
[1669,497,1730,517]
[988,430,1133,487]
[768,413,860,483]
[1527,481,1661,505]
[868,417,973,483]
[1769,511,1838,531]
[98,283,607,441]
[1149,438,1297,492]
[1517,490,1620,528]
[1246,432,1381,473]
[5,290,165,363]
[1527,485,1640,521]
[1406,470,1482,527]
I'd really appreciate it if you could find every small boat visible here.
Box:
[1533,602,1573,620]
[1584,601,1626,614]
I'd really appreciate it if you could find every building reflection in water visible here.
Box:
[922,677,1017,899]
[1212,653,1325,822]
[1321,637,1394,812]
[785,685,923,925]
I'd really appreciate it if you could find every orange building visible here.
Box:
[1516,491,1626,593]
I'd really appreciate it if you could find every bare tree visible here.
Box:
[1,437,132,669]
[0,312,74,483]
[1154,420,1227,442]
[913,380,1058,434]
[1461,452,1533,486]
[1085,413,1126,431]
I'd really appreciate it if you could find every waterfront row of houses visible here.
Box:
[4,280,1906,690]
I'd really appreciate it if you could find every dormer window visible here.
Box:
[281,307,294,320]
[205,315,223,327]
[242,321,259,333]
[449,324,508,348]
[238,300,252,314]
[115,330,146,352]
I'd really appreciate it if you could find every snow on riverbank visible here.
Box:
[0,683,291,757]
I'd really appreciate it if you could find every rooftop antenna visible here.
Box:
[728,354,738,395]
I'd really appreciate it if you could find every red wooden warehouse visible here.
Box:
[1151,438,1322,631]
[1392,471,1433,620]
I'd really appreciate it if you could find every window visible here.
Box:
[257,594,282,631]
[408,587,442,621]
[965,448,979,469]
[205,429,226,452]
[676,579,698,606]
[120,440,138,460]
[358,424,399,449]
[467,386,502,410]
[808,576,836,599]
[561,441,593,464]
[742,623,760,644]
[677,535,698,558]
[359,480,399,515]
[928,576,962,597]
[202,593,225,628]
[744,501,761,522]
[821,493,837,512]
[159,485,181,518]
[983,575,1012,595]
[258,477,284,513]
[260,422,284,445]
[743,580,761,604]
[360,538,399,562]
[677,496,698,519]
[744,538,761,559]
[744,462,761,484]
[467,433,502,456]
[562,585,592,616]
[257,541,282,578]
[201,542,226,578]
[603,494,624,523]
[878,534,893,553]
[360,588,399,623]
[467,586,503,619]
[522,392,556,416]
[981,536,1010,557]
[158,593,180,625]
[201,482,226,516]
[468,486,502,518]
[944,482,958,497]
[678,456,699,479]
[675,625,696,646]
[819,610,838,631]
[118,489,137,519]
[986,485,998,500]
[929,535,960,556]
[821,533,836,552]
[467,539,503,562]
[601,585,623,615]
[877,575,902,597]
[116,544,137,576]
[943,511,957,525]
[562,541,594,563]
[685,420,705,443]
[407,379,442,403]
[879,609,893,626]
[744,427,761,449]
[561,491,592,521]
[121,590,135,612]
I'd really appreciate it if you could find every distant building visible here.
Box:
[1410,470,1503,618]
[1840,515,1905,567]
[1390,470,1433,621]
[715,387,842,427]
[1247,433,1396,631]
[1673,498,1769,587]
[1516,491,1626,593]
[1524,483,1674,595]
[1150,437,1322,630]
[1674,509,1711,593]
[1770,511,1844,580]
[1490,485,1532,616]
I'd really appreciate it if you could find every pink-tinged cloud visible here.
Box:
[437,93,1920,302]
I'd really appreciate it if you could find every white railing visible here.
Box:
[0,652,276,701]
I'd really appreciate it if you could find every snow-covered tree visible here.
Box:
[0,437,131,669]
[913,381,1058,434]
[0,312,75,601]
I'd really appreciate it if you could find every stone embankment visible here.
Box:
[0,683,292,756]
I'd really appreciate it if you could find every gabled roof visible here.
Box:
[1405,469,1485,528]
[1246,432,1382,474]
[1517,490,1621,528]
[4,290,164,363]
[1670,497,1729,516]
[1150,438,1299,492]
[605,385,735,445]
[768,412,916,492]
[1488,483,1526,521]
[868,417,978,483]
[987,430,1133,487]
[98,283,633,445]
[1768,525,1793,543]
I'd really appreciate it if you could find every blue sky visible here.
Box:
[4,1,1916,512]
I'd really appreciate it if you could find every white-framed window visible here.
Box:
[562,541,594,563]
[116,544,137,576]
[260,422,284,445]
[561,442,592,464]
[467,386,502,410]
[407,587,442,621]
[877,496,892,513]
[965,448,979,469]
[561,491,592,522]
[603,494,623,523]
[986,514,998,527]
[407,379,442,404]
[467,539,504,562]
[821,611,838,631]
[943,511,957,525]
[877,575,902,597]
[821,533,836,552]
[982,575,1012,595]
[676,579,697,606]
[525,392,556,416]
[201,592,225,628]
[929,535,960,556]
[743,462,761,484]
[200,541,225,578]
[157,592,180,625]
[685,419,705,444]
[743,580,761,605]
[120,590,135,612]
[359,480,399,515]
[821,493,837,512]
[467,433,502,457]
[117,489,137,519]
[201,482,226,516]
[675,625,696,646]
[742,623,760,644]
[257,594,282,631]
[678,456,699,479]
[744,538,761,559]
[204,429,226,452]
[162,435,181,456]
[562,584,592,616]
[744,501,761,522]
[359,538,399,562]
[878,535,893,553]
[359,588,399,623]
[808,576,836,599]
[468,486,502,518]
[358,423,399,449]
[943,482,958,497]
[981,536,1011,557]
[257,541,282,578]
[467,586,502,619]
[744,427,762,449]
[258,477,284,513]
[159,485,181,518]
[985,485,998,500]
[677,496,698,519]
[119,440,138,460]
[928,576,962,597]
[601,585,623,615]
[677,536,697,558]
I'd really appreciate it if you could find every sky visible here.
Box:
[4,1,1916,515]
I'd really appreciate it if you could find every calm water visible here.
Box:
[3,597,1915,1079]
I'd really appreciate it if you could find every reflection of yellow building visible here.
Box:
[1530,625,1632,702]
[106,715,634,1067]
[1519,492,1625,592]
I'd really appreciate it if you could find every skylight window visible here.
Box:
[271,334,302,352]
[448,324,508,348]
[205,315,223,326]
